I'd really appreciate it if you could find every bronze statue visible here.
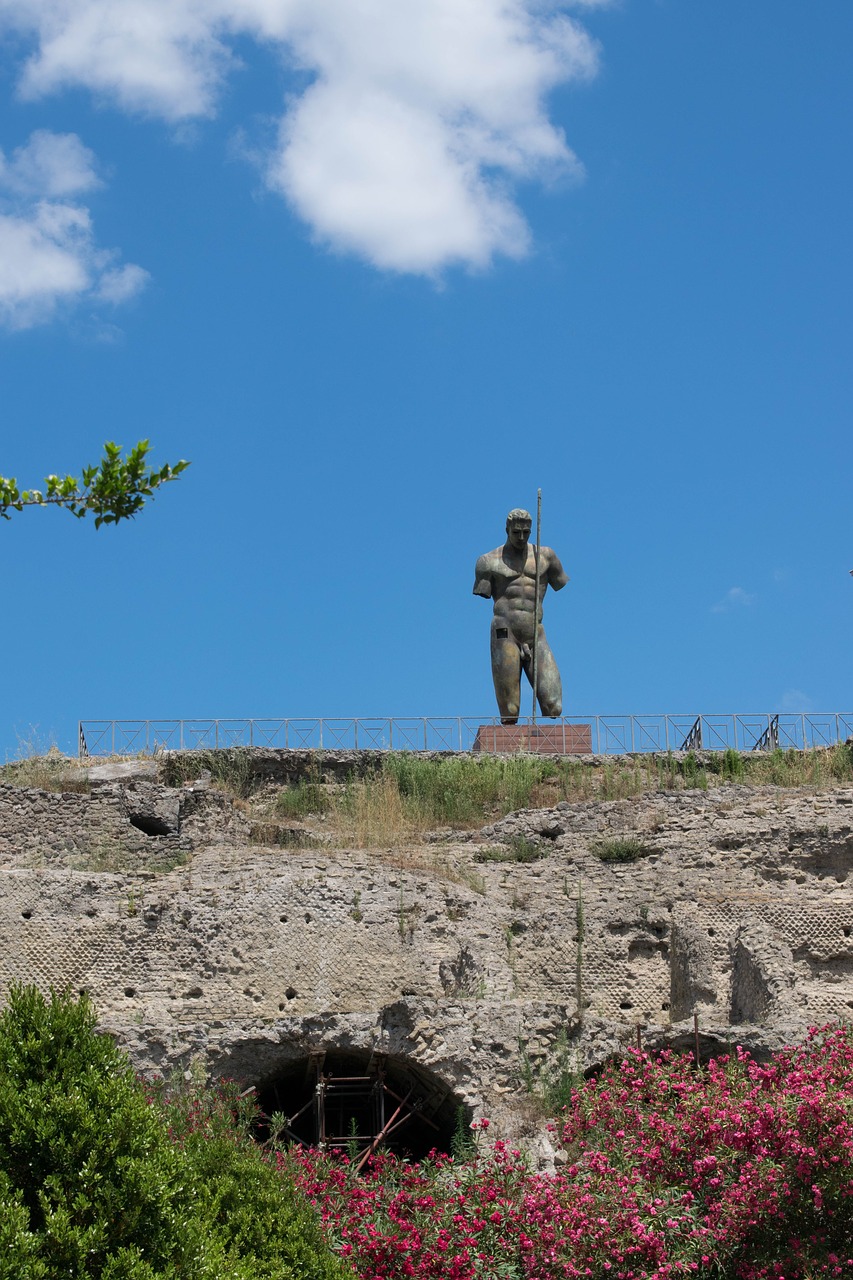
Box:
[473,508,568,724]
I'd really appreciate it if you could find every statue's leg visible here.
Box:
[524,628,563,718]
[490,622,522,724]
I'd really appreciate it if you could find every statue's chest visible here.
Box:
[493,553,536,583]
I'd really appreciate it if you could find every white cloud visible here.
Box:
[0,130,149,329]
[711,586,755,614]
[1,0,232,119]
[0,0,606,274]
[0,128,101,197]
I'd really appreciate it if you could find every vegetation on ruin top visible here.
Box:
[2,740,851,854]
[239,743,853,849]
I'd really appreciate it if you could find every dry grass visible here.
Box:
[339,772,418,849]
[0,748,90,794]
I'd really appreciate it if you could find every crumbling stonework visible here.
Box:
[1,752,851,1156]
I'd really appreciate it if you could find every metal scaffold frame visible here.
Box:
[273,1055,441,1170]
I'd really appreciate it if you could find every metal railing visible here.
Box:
[78,713,853,758]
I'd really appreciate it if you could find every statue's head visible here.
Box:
[505,508,532,551]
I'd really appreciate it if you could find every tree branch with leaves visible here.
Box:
[0,440,189,528]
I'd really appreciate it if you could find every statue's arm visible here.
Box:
[545,550,569,591]
[473,553,493,598]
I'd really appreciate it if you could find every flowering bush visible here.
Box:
[288,1027,853,1280]
[6,986,850,1280]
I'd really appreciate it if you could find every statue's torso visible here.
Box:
[480,545,548,644]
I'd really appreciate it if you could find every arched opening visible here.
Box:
[256,1048,465,1162]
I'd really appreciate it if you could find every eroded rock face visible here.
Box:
[1,756,852,1153]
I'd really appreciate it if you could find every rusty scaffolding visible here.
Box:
[269,1053,443,1169]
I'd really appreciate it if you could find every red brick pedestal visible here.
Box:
[472,723,592,755]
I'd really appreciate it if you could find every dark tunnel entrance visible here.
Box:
[256,1048,466,1163]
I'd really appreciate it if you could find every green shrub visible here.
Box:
[0,986,347,1280]
[592,837,653,863]
[540,1029,581,1114]
[449,1107,476,1160]
[474,835,547,863]
[276,782,329,819]
[721,747,744,780]
[680,751,708,789]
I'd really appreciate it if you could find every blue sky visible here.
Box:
[0,0,851,758]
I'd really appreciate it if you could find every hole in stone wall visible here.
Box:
[256,1049,464,1162]
[21,909,32,919]
[129,813,172,837]
[628,938,669,960]
[124,988,136,998]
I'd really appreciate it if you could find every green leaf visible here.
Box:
[0,443,190,528]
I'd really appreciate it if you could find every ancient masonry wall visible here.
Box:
[1,752,852,1151]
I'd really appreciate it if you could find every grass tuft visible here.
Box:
[474,836,547,864]
[592,837,654,863]
[160,749,256,798]
[0,733,90,794]
[275,782,330,819]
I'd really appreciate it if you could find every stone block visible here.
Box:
[472,723,592,754]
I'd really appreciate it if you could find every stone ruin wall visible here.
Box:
[1,750,852,1155]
